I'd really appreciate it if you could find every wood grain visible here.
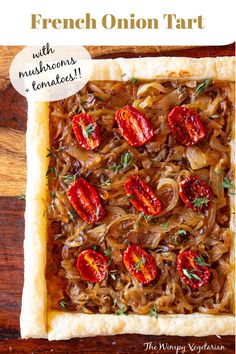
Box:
[0,43,235,87]
[0,44,235,353]
[0,128,26,196]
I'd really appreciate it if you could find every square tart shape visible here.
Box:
[20,56,235,340]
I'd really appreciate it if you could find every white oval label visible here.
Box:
[9,43,93,101]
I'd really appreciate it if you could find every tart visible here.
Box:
[20,56,235,339]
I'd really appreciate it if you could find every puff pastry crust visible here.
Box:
[20,56,235,340]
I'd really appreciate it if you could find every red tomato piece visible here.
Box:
[179,176,212,212]
[67,178,106,224]
[177,250,210,288]
[123,245,157,284]
[115,105,154,146]
[72,113,101,150]
[168,106,205,146]
[124,175,162,216]
[77,249,108,283]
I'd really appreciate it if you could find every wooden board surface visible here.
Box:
[0,44,235,353]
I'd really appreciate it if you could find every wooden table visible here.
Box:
[0,45,234,353]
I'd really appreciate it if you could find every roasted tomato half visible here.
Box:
[179,175,212,212]
[123,245,157,284]
[72,113,101,150]
[124,175,162,216]
[177,250,210,288]
[168,106,205,146]
[77,249,108,283]
[67,178,106,224]
[115,105,154,146]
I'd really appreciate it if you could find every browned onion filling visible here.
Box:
[46,79,234,315]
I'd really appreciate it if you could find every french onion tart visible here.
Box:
[20,57,235,340]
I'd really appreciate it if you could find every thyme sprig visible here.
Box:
[194,256,209,267]
[67,209,77,222]
[59,299,67,310]
[62,171,80,185]
[150,304,158,318]
[195,78,211,95]
[18,194,26,201]
[177,229,187,236]
[183,268,201,282]
[104,249,111,257]
[100,174,111,186]
[222,177,233,189]
[116,305,128,316]
[46,166,59,179]
[109,269,118,280]
[80,123,95,139]
[192,197,209,209]
[129,77,139,84]
[110,151,133,174]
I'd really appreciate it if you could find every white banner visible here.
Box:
[0,0,235,45]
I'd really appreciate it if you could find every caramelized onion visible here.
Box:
[156,178,179,216]
[66,146,102,169]
[137,82,169,96]
[46,79,233,316]
[186,146,210,170]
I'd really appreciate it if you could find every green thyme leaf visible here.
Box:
[222,177,233,189]
[100,175,111,186]
[182,268,193,281]
[144,215,153,223]
[111,163,122,173]
[67,209,76,222]
[50,190,56,198]
[46,147,57,158]
[104,249,111,257]
[62,173,78,185]
[194,256,209,267]
[161,222,169,230]
[150,304,158,318]
[96,206,101,218]
[192,197,209,208]
[195,78,211,95]
[18,193,26,201]
[129,77,138,84]
[80,123,95,139]
[177,229,187,236]
[191,272,202,281]
[92,245,97,251]
[109,269,118,280]
[182,268,201,282]
[116,305,128,316]
[59,299,67,309]
[138,212,145,220]
[127,194,134,200]
[141,254,146,265]
[46,166,59,178]
[120,151,132,170]
[135,261,141,271]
